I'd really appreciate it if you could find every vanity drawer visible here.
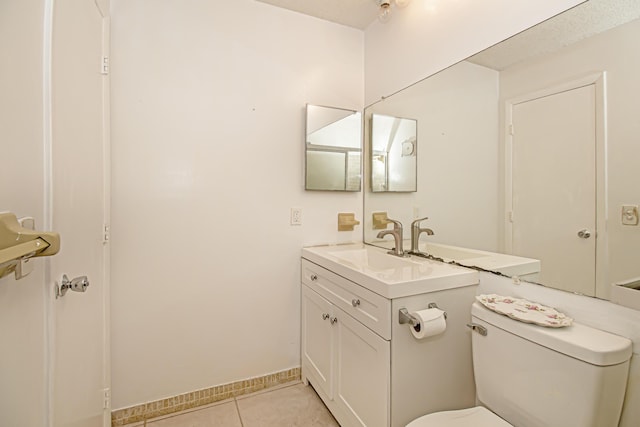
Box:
[302,259,391,340]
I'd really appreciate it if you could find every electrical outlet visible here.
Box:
[291,207,302,225]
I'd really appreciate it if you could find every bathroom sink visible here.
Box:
[407,241,540,278]
[302,243,478,298]
[419,243,490,261]
[328,248,421,271]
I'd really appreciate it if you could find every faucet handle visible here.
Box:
[411,216,429,227]
[386,218,403,230]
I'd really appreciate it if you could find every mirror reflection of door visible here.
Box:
[509,81,600,295]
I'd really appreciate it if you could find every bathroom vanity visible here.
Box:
[301,243,481,427]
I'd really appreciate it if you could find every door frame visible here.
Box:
[504,72,608,297]
[100,10,112,427]
[100,11,112,427]
[42,0,111,425]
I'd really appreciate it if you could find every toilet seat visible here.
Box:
[406,406,513,427]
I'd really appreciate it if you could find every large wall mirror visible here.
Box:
[306,104,362,191]
[364,0,640,300]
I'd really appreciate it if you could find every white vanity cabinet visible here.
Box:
[301,260,391,427]
[301,244,480,427]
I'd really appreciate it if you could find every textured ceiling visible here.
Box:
[254,0,379,29]
[468,0,640,70]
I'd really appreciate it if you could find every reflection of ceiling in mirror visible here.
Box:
[307,105,357,135]
[468,0,640,70]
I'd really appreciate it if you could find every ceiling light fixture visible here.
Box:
[378,0,411,23]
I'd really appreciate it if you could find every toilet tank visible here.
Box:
[470,302,632,427]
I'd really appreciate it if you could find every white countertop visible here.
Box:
[302,243,479,299]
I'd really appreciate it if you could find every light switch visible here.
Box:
[622,205,639,226]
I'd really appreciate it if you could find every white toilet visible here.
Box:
[407,301,633,427]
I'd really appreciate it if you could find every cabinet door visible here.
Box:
[335,309,390,427]
[302,285,334,399]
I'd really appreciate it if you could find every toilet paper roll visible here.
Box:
[410,308,446,339]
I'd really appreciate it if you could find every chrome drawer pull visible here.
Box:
[351,298,361,307]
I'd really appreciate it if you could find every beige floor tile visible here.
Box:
[236,383,339,427]
[146,401,242,427]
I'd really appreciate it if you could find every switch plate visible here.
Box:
[290,207,302,225]
[622,205,639,226]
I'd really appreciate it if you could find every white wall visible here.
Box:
[109,0,364,409]
[364,0,584,105]
[499,18,640,299]
[478,272,640,427]
[0,1,48,426]
[110,0,593,411]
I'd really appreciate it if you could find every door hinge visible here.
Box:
[103,224,110,244]
[508,211,514,223]
[509,124,515,136]
[101,56,109,75]
[103,388,111,409]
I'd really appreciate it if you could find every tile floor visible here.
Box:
[125,382,339,427]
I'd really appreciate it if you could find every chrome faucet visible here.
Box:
[411,216,434,253]
[376,219,409,257]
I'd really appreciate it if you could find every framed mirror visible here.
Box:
[370,114,417,192]
[305,104,362,191]
[363,0,640,300]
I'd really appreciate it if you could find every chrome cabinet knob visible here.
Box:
[330,317,338,325]
[310,274,318,281]
[322,313,330,320]
[577,229,592,239]
[351,299,361,307]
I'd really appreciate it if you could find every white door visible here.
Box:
[510,84,597,295]
[51,1,110,426]
[301,286,334,399]
[335,309,390,427]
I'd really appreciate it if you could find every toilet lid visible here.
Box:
[406,406,513,427]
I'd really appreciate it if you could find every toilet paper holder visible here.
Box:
[399,303,447,326]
